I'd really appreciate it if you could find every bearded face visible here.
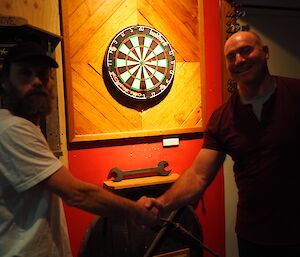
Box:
[1,59,54,121]
[4,82,53,119]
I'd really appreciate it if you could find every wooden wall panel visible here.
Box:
[138,0,200,62]
[0,0,60,34]
[62,0,205,142]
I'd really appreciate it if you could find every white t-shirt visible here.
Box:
[240,83,276,121]
[0,109,72,257]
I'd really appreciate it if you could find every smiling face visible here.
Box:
[224,32,270,86]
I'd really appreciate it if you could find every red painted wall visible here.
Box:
[65,0,224,256]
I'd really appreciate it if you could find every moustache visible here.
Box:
[24,88,51,98]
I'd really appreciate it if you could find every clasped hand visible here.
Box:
[134,196,164,230]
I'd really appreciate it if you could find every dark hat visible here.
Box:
[4,41,58,68]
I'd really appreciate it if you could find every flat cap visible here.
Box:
[4,41,58,68]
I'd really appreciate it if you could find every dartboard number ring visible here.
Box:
[105,25,175,101]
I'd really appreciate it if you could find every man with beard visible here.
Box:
[0,42,157,257]
[140,31,300,257]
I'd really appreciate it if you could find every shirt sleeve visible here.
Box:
[0,121,62,192]
[202,110,225,152]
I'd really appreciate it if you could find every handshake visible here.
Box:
[134,196,167,229]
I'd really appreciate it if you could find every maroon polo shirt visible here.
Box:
[203,76,300,245]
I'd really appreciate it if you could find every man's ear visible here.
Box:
[262,45,270,59]
[0,81,5,93]
[0,81,8,92]
[0,82,5,107]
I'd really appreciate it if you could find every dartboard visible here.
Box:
[104,25,175,102]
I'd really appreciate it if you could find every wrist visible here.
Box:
[156,196,169,214]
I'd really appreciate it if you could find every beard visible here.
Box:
[16,89,53,119]
[4,82,53,120]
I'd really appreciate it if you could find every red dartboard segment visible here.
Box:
[105,25,175,100]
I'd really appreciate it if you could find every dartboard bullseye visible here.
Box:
[104,25,175,104]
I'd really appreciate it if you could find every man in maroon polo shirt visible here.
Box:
[140,31,300,257]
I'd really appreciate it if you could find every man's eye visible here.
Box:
[240,47,252,57]
[38,72,49,80]
[19,70,32,77]
[226,53,235,61]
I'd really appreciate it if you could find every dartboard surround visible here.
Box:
[105,25,175,102]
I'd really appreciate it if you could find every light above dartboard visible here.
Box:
[104,25,175,103]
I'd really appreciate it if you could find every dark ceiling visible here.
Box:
[241,0,300,9]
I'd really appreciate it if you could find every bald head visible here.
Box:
[225,31,263,55]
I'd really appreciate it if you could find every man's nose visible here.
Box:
[31,76,43,88]
[235,53,245,65]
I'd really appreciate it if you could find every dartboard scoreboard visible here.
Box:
[104,25,175,103]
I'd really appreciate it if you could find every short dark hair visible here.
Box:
[0,63,9,95]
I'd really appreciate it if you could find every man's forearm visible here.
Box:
[45,166,157,223]
[66,181,143,218]
[156,149,225,213]
[157,168,208,213]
